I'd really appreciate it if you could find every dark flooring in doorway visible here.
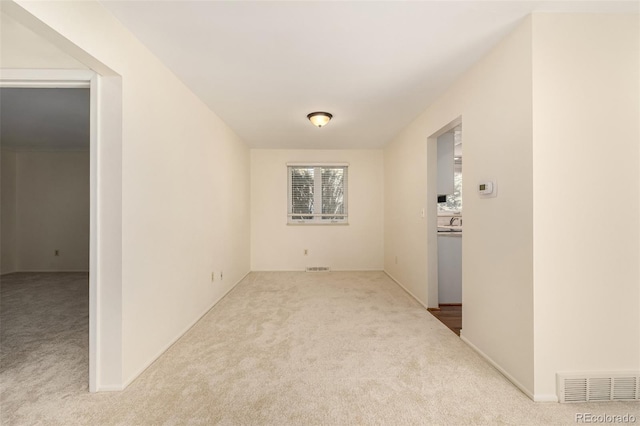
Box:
[428,304,462,336]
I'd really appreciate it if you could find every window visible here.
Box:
[287,164,348,224]
[438,165,462,213]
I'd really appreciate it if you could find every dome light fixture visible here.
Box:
[307,111,333,128]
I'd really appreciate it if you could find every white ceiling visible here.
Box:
[98,1,637,150]
[0,88,90,151]
[3,2,635,152]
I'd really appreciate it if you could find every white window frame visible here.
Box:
[287,163,348,225]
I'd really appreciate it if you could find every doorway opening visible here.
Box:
[1,86,91,393]
[1,9,124,389]
[426,118,462,335]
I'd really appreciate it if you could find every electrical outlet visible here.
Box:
[220,271,223,280]
[304,249,308,256]
[55,249,60,256]
[211,272,215,282]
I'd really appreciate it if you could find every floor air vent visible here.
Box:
[306,267,331,272]
[557,373,640,403]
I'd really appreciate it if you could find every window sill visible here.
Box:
[287,222,349,226]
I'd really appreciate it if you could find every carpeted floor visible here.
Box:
[1,271,638,425]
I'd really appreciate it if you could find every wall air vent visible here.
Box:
[305,267,331,272]
[557,372,640,403]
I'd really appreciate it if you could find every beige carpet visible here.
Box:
[1,271,638,425]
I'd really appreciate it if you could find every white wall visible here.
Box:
[7,1,637,400]
[5,0,251,388]
[11,150,90,272]
[0,11,86,69]
[385,12,640,401]
[0,6,118,389]
[384,17,535,395]
[531,14,640,399]
[251,149,383,271]
[1,148,17,273]
[1,148,89,273]
[0,9,84,275]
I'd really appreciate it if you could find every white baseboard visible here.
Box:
[460,334,550,402]
[96,384,123,392]
[250,268,385,272]
[384,271,430,310]
[534,393,559,402]
[120,270,251,390]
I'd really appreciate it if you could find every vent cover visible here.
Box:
[557,373,640,403]
[305,267,331,272]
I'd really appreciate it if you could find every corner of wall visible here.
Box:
[531,12,640,397]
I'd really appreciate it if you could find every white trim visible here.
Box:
[88,73,98,393]
[121,271,251,389]
[94,385,123,392]
[286,162,350,167]
[0,69,94,88]
[1,68,99,393]
[534,394,560,402]
[459,334,545,402]
[251,268,383,272]
[0,80,89,88]
[429,116,463,139]
[287,222,349,226]
[384,271,430,310]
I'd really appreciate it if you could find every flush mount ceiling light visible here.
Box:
[307,111,332,128]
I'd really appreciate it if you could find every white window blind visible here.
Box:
[287,165,348,224]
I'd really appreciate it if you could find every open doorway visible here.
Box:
[426,119,462,335]
[0,87,91,394]
[1,64,125,393]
